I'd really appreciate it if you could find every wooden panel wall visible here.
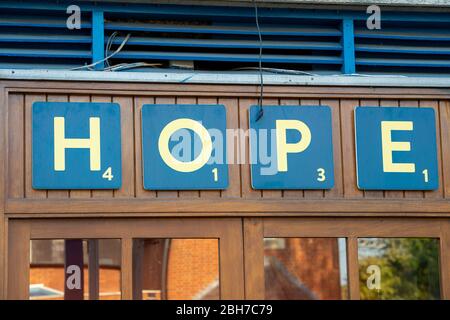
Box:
[5,94,450,200]
[2,81,450,215]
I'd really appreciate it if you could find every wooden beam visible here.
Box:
[121,238,133,300]
[6,199,450,215]
[0,84,5,299]
[243,218,264,299]
[347,237,360,300]
[219,219,245,299]
[7,220,30,300]
[440,220,450,300]
[88,239,99,300]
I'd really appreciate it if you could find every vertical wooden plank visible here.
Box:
[220,97,241,198]
[91,95,114,199]
[134,97,156,198]
[302,99,324,199]
[1,219,7,300]
[400,100,423,198]
[280,98,304,199]
[440,220,450,300]
[154,96,178,199]
[243,218,264,299]
[422,100,444,199]
[360,99,384,199]
[347,237,360,300]
[46,94,69,199]
[25,94,47,199]
[0,85,5,299]
[69,95,92,198]
[176,96,200,198]
[220,219,245,299]
[121,237,133,300]
[239,98,261,199]
[132,239,144,300]
[114,96,135,198]
[439,101,450,199]
[7,94,24,199]
[323,99,343,198]
[7,220,30,300]
[88,239,99,300]
[340,99,363,198]
[261,98,282,199]
[0,216,3,300]
[380,100,404,199]
[198,97,221,199]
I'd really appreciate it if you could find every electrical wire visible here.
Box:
[71,33,131,71]
[105,31,118,68]
[104,62,162,72]
[253,0,264,121]
[233,67,318,76]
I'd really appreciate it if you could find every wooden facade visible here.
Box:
[1,80,449,299]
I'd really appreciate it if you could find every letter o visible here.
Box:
[158,118,212,172]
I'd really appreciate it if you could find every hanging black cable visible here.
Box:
[253,0,264,121]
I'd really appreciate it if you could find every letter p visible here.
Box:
[276,120,311,172]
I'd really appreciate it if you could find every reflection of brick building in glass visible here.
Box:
[30,240,121,300]
[29,238,343,300]
[265,238,343,300]
[134,239,220,300]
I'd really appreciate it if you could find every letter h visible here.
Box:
[54,117,101,171]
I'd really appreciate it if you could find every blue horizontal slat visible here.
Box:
[355,28,450,41]
[0,62,80,69]
[113,50,342,64]
[357,58,450,68]
[105,22,341,37]
[0,16,91,28]
[0,2,346,19]
[110,36,342,51]
[356,44,450,55]
[2,1,450,23]
[0,33,91,44]
[0,48,91,59]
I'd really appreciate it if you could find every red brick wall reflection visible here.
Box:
[265,238,342,300]
[166,239,219,300]
[30,266,121,300]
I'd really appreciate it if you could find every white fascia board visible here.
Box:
[2,69,450,88]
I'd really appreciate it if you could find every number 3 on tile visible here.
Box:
[317,168,326,182]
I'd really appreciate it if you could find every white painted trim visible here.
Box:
[1,69,450,87]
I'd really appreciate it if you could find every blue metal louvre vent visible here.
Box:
[1,1,450,76]
[0,8,92,69]
[103,12,343,74]
[354,20,450,75]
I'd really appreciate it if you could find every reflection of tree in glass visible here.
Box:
[359,238,440,300]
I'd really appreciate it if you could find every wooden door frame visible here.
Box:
[6,217,244,300]
[243,217,450,300]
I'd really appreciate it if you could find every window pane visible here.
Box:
[133,239,219,300]
[264,238,348,300]
[358,238,440,300]
[96,239,121,300]
[29,239,121,300]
